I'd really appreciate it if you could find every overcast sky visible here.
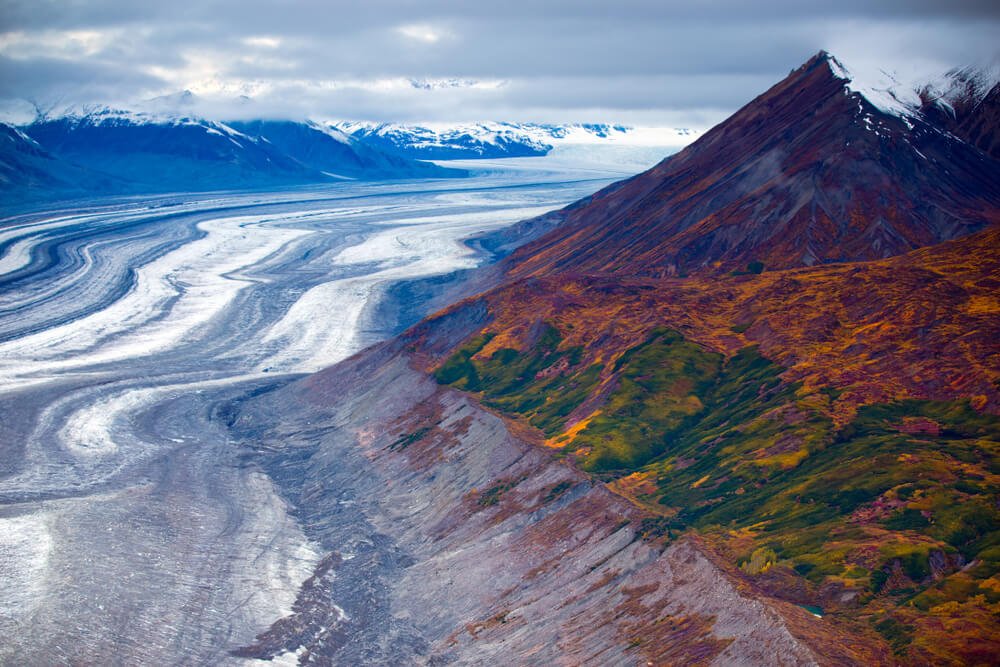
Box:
[1,0,998,127]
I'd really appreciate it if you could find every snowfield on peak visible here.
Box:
[920,59,1000,117]
[825,53,924,118]
[824,51,1000,125]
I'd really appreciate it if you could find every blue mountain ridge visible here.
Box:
[2,111,466,203]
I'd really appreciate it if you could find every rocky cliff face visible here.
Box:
[229,339,855,665]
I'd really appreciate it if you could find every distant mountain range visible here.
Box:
[0,107,467,203]
[330,121,699,159]
[0,101,702,204]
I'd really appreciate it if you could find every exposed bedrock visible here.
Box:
[231,339,820,666]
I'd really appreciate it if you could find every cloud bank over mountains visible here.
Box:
[1,0,998,126]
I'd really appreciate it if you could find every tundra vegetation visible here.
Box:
[436,319,1000,662]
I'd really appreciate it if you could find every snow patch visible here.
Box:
[306,120,353,145]
[920,58,1000,115]
[825,53,922,119]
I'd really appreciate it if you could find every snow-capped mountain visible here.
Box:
[917,60,1000,158]
[24,108,327,191]
[3,102,464,201]
[503,51,1000,278]
[824,52,1000,151]
[920,61,1000,115]
[226,120,451,180]
[330,121,699,160]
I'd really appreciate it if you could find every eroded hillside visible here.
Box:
[421,225,1000,663]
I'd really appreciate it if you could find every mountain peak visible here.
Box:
[802,49,836,69]
[814,51,998,129]
[503,52,1000,278]
[813,52,923,118]
[142,89,199,112]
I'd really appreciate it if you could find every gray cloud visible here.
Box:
[1,1,997,125]
[0,55,165,102]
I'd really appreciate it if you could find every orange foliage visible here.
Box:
[423,224,1000,427]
